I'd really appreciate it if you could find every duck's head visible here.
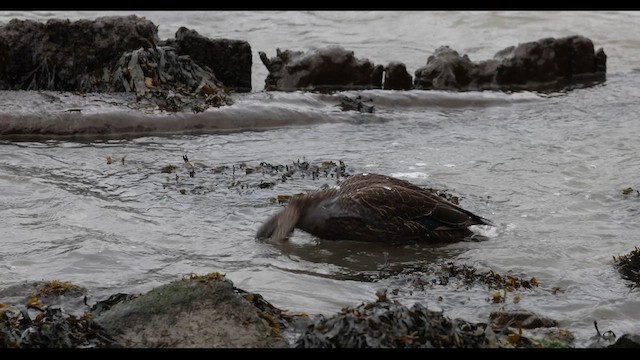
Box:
[256,198,304,243]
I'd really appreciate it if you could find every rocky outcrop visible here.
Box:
[383,62,412,90]
[296,291,574,348]
[414,35,606,92]
[0,15,158,91]
[259,46,384,91]
[92,273,287,348]
[0,16,234,112]
[162,27,252,93]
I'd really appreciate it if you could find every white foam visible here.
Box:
[388,172,429,179]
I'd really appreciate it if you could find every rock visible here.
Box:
[295,291,498,348]
[259,46,384,91]
[0,15,158,91]
[383,61,412,90]
[0,280,115,348]
[0,16,232,112]
[92,273,286,348]
[414,35,606,92]
[162,27,252,92]
[609,334,640,348]
[414,46,475,90]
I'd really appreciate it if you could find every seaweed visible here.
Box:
[613,246,640,287]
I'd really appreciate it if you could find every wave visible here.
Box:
[0,90,542,140]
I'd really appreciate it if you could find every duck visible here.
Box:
[256,172,491,244]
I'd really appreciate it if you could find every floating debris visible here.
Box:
[276,195,291,204]
[161,164,177,173]
[339,95,375,113]
[613,246,640,287]
[106,156,113,165]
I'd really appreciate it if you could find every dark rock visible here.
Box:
[414,35,606,92]
[384,61,412,90]
[162,27,252,92]
[259,46,384,92]
[92,273,286,348]
[0,16,232,112]
[414,46,475,90]
[0,15,158,91]
[609,334,640,348]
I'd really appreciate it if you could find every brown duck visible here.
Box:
[256,173,491,244]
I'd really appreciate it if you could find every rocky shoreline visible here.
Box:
[1,263,638,348]
[0,15,607,114]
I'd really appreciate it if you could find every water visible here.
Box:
[1,11,640,347]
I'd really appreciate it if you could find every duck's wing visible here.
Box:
[339,173,425,193]
[341,183,489,231]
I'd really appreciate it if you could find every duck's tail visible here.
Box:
[256,203,302,243]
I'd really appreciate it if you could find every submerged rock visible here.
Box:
[259,46,384,91]
[414,35,606,92]
[162,27,252,92]
[92,273,287,348]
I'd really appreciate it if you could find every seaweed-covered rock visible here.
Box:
[0,16,233,112]
[0,280,115,348]
[259,46,384,92]
[0,15,158,91]
[98,46,232,112]
[162,27,252,92]
[92,273,286,348]
[384,61,412,90]
[614,246,640,287]
[414,35,606,92]
[296,292,498,348]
